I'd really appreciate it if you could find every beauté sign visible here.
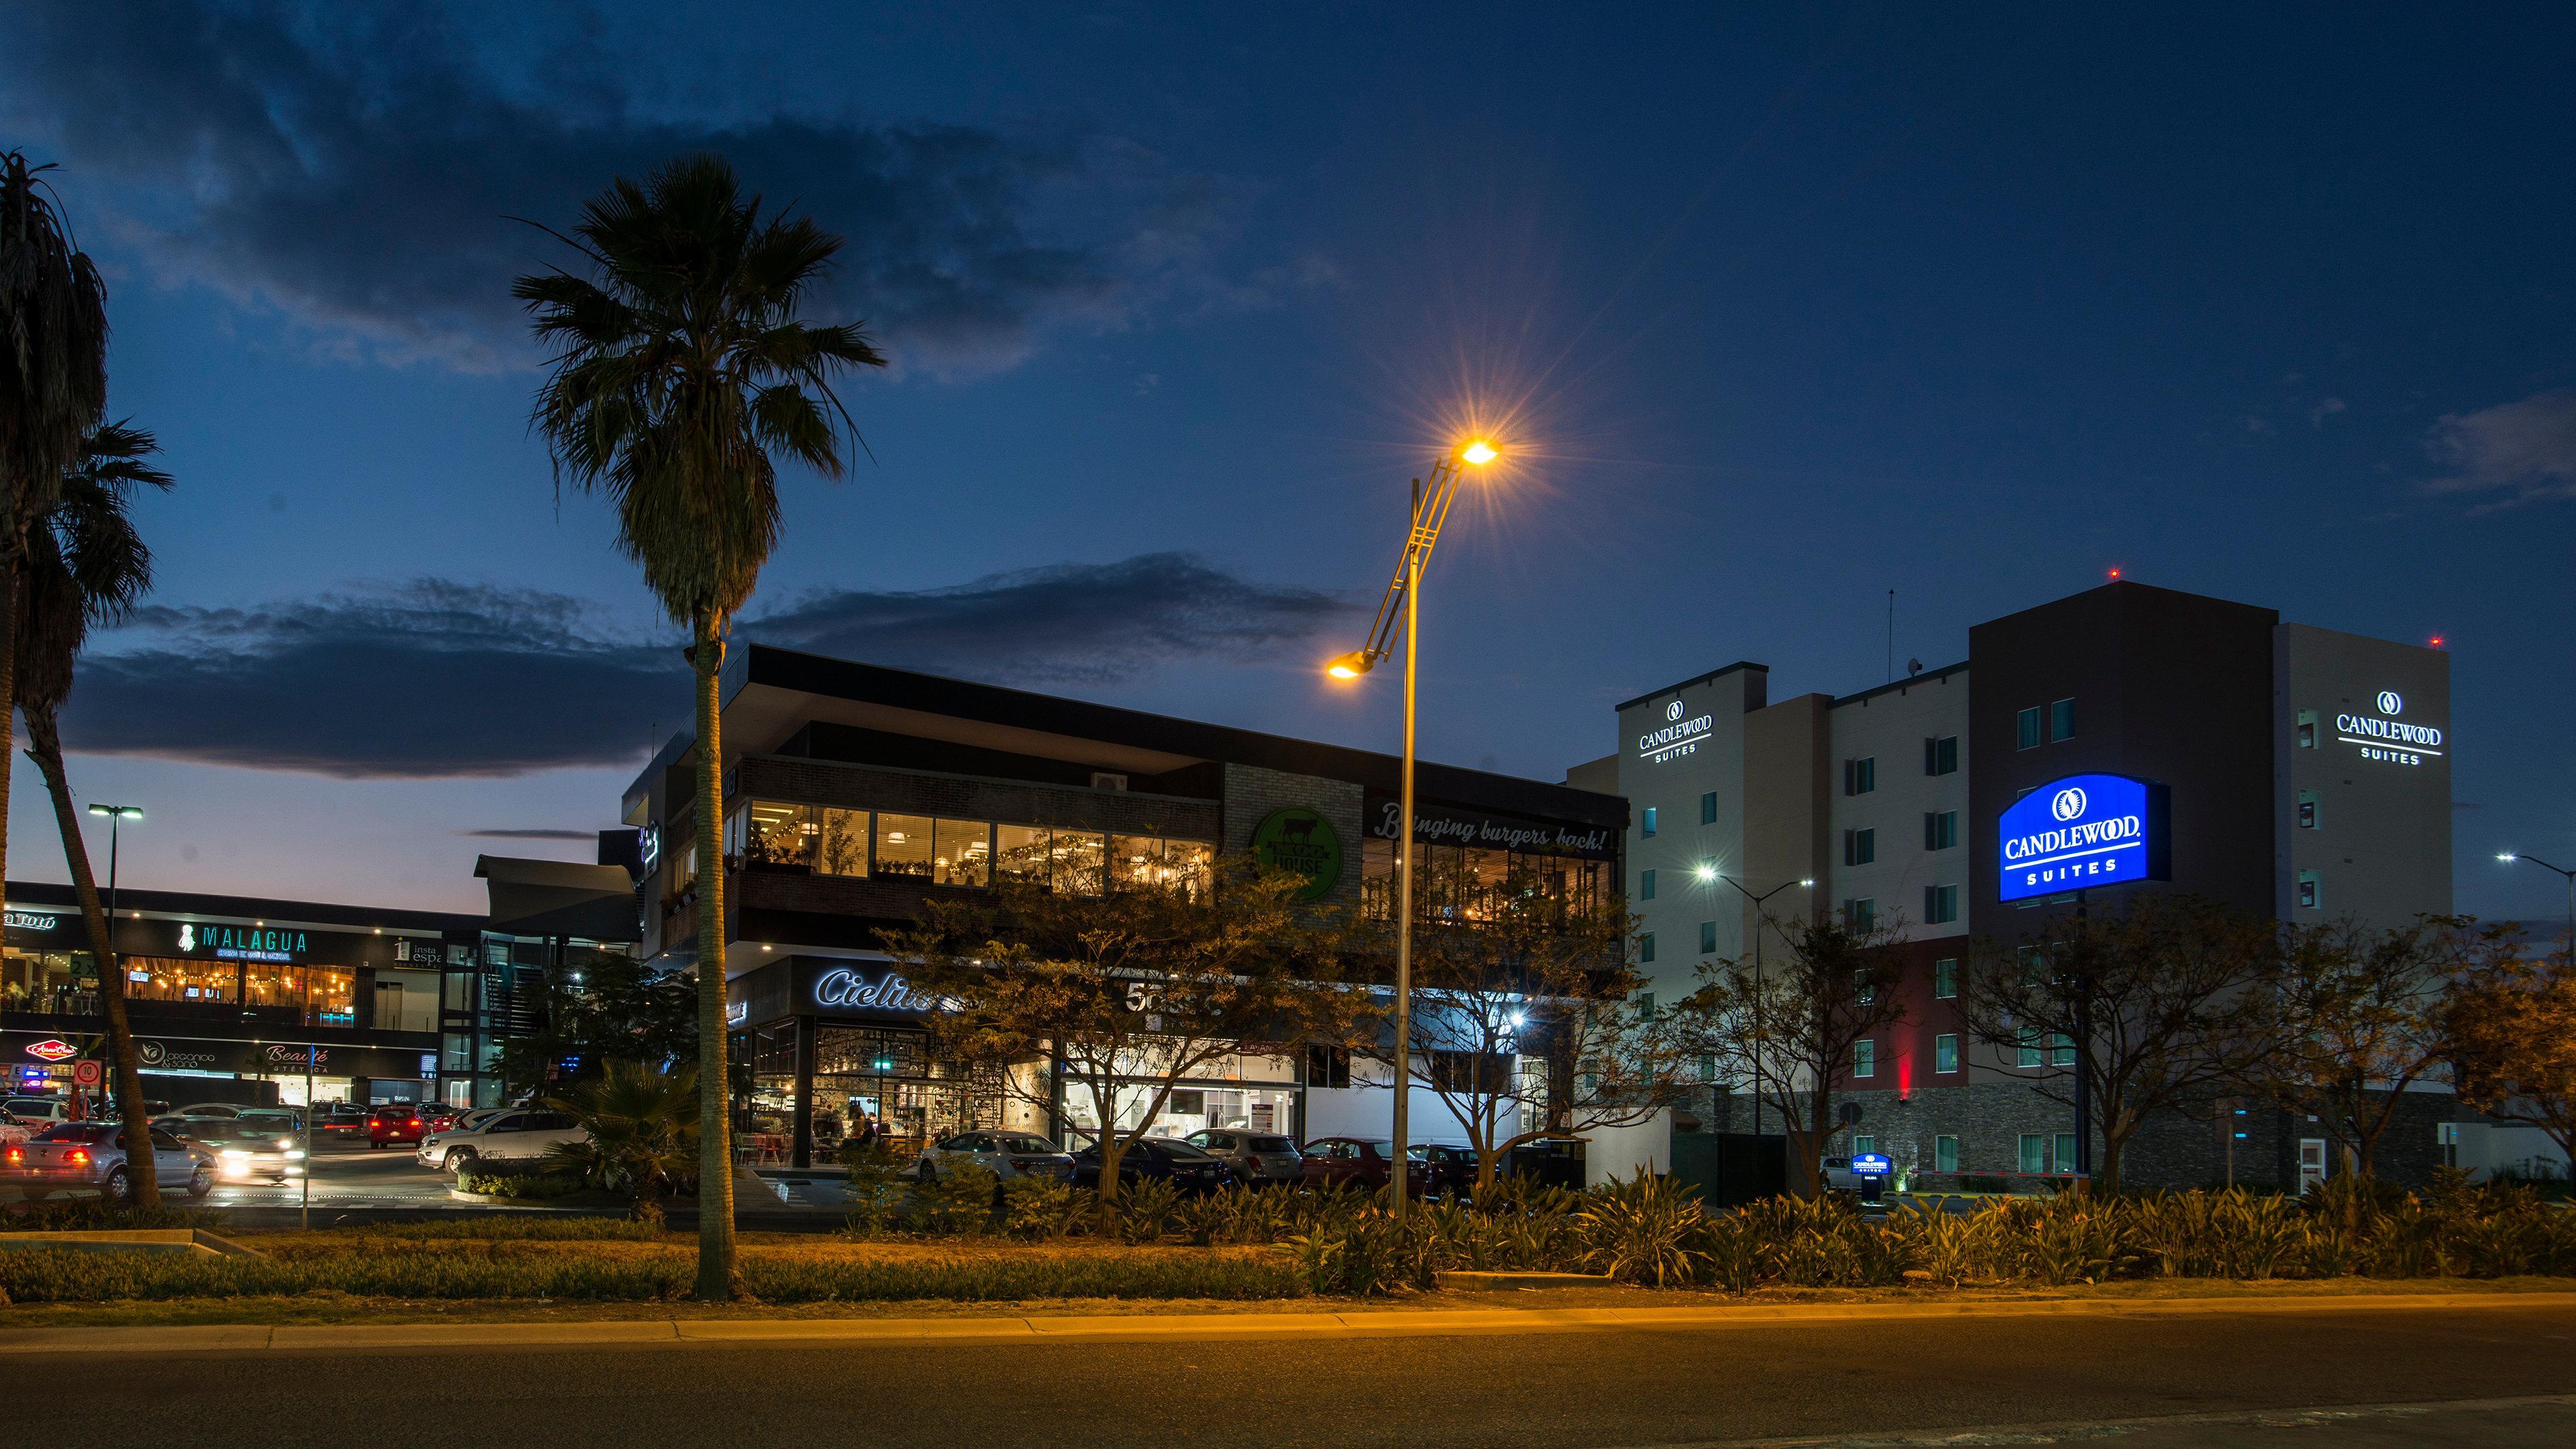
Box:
[1997,773,2171,904]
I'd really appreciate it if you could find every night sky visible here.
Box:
[1,4,2569,920]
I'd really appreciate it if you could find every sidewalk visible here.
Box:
[8,1289,2573,1357]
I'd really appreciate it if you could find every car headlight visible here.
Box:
[219,1149,252,1161]
[285,1148,306,1160]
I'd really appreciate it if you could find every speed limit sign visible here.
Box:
[71,1059,103,1087]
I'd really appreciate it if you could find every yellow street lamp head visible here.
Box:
[1458,438,1499,466]
[1325,651,1373,681]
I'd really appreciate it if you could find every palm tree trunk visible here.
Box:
[0,567,17,982]
[690,610,739,1300]
[23,707,157,1205]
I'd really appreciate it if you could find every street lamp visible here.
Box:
[85,804,142,989]
[1325,437,1499,1224]
[1696,866,1812,1136]
[2498,853,2576,959]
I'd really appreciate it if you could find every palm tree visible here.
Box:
[0,150,111,946]
[545,1061,700,1223]
[515,153,885,1297]
[13,421,170,1207]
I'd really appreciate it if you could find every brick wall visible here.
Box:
[1221,763,1365,912]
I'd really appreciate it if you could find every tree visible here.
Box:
[1389,869,1684,1190]
[1957,895,2277,1193]
[516,153,886,1298]
[546,1061,700,1223]
[1686,912,1911,1198]
[889,854,1366,1218]
[2241,917,2464,1181]
[497,947,699,1098]
[13,420,169,1206]
[2447,929,2576,1168]
[0,150,111,948]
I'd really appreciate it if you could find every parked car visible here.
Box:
[169,1102,249,1120]
[1299,1137,1432,1195]
[316,1103,369,1139]
[416,1108,588,1174]
[419,1106,462,1133]
[1408,1142,1480,1197]
[2,1120,214,1201]
[1070,1136,1228,1193]
[170,1117,305,1184]
[2,1096,72,1128]
[912,1130,1075,1183]
[368,1104,430,1149]
[1183,1128,1303,1185]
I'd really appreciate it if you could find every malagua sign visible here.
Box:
[1251,807,1345,902]
[1997,773,2171,904]
[2333,690,2443,767]
[1636,696,1714,765]
[179,922,311,963]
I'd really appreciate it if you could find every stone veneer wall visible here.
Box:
[1220,762,1365,913]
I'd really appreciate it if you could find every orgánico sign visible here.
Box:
[1250,807,1344,902]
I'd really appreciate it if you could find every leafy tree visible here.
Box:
[496,947,700,1098]
[516,153,885,1298]
[2241,917,2465,1181]
[1957,896,2278,1193]
[12,420,170,1206]
[1686,912,1911,1198]
[2447,929,2576,1168]
[545,1061,699,1222]
[0,150,110,966]
[888,854,1366,1220]
[1385,869,1683,1190]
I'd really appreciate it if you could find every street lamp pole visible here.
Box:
[85,804,143,1124]
[1327,438,1498,1227]
[2498,853,2576,960]
[1701,869,1813,1136]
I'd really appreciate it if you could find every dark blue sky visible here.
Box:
[2,3,2569,918]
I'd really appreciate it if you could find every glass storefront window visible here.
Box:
[1109,834,1162,892]
[133,957,239,1005]
[818,807,868,877]
[875,813,935,877]
[309,967,356,1026]
[997,825,1049,885]
[743,801,817,867]
[1051,831,1105,896]
[1167,840,1214,899]
[3,947,93,1014]
[933,819,991,888]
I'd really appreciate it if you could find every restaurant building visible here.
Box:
[1577,579,2459,1190]
[621,645,1626,1168]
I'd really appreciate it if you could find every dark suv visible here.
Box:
[1183,1129,1303,1185]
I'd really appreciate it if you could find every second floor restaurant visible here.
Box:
[620,645,1627,970]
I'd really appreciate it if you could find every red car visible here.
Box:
[1299,1136,1432,1197]
[367,1104,429,1148]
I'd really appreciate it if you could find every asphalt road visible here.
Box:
[37,1298,2576,1449]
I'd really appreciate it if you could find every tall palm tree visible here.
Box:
[14,421,170,1205]
[515,153,885,1298]
[0,150,111,943]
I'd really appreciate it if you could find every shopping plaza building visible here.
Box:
[1578,579,2458,1191]
[621,644,1626,1169]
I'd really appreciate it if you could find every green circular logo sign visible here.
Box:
[1250,807,1344,902]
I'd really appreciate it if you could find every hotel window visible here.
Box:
[1924,810,1958,851]
[1856,969,1876,1004]
[1639,868,1656,902]
[1854,1039,1875,1078]
[2054,1133,2079,1175]
[1852,1134,1876,1157]
[1698,1055,1719,1082]
[2296,707,2317,749]
[2050,1032,2076,1067]
[1923,735,1959,775]
[1843,828,1876,866]
[2019,1133,2046,1175]
[2049,698,2076,742]
[1642,806,1657,838]
[1842,898,1875,931]
[936,820,994,888]
[2016,706,2043,750]
[1935,1033,1960,1073]
[1935,1134,1960,1173]
[1050,831,1106,895]
[1934,957,1959,999]
[816,808,868,877]
[1924,883,1959,925]
[2297,790,2319,830]
[1843,757,1876,796]
[996,824,1050,885]
[1700,791,1717,824]
[873,814,936,878]
[1638,932,1656,965]
[2017,1032,2043,1069]
[2298,869,2320,910]
[1699,920,1717,955]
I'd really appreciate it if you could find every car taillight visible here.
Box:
[4,1146,20,1165]
[65,1148,89,1166]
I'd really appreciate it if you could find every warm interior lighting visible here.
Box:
[1325,651,1371,680]
[1458,439,1499,466]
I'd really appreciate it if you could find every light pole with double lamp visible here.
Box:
[1326,437,1499,1226]
[85,804,143,1121]
[2498,853,2576,959]
[1694,867,1812,1136]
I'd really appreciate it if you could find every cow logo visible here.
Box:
[23,1038,76,1062]
[1250,807,1344,902]
[177,922,195,953]
[2051,786,2088,822]
[1665,700,1684,722]
[2375,690,2402,715]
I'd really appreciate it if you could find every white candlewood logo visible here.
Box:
[2336,691,2441,766]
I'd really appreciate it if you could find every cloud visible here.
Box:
[0,3,1279,376]
[2426,388,2576,508]
[60,557,1348,777]
[2308,397,2347,427]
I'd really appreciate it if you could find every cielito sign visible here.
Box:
[1998,773,2170,903]
[2334,690,2443,767]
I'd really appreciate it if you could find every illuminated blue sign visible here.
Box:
[1997,773,2169,903]
[1850,1153,1892,1177]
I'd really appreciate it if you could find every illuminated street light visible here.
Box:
[2498,852,2576,959]
[1700,868,1815,1136]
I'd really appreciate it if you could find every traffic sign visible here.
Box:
[70,1059,103,1087]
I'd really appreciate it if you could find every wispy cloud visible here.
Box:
[2426,388,2576,508]
[62,557,1348,778]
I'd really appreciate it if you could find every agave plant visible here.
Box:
[543,1061,698,1222]
[1578,1173,1711,1287]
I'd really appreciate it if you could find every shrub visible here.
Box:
[908,1162,1000,1236]
[1000,1176,1089,1240]
[458,1169,584,1200]
[1112,1178,1182,1244]
[841,1144,914,1236]
[1580,1173,1709,1286]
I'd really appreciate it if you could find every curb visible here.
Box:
[5,1290,2573,1356]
